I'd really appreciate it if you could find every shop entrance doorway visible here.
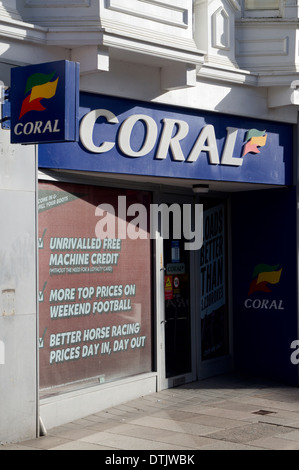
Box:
[156,194,196,391]
[163,236,192,378]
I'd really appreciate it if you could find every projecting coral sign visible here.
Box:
[11,60,79,144]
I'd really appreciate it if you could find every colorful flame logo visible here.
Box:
[243,129,268,158]
[19,71,59,120]
[248,264,282,296]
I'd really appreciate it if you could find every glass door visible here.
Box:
[156,193,196,391]
[197,198,231,379]
[164,236,191,378]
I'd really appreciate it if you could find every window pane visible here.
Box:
[38,181,153,391]
[245,0,279,9]
[200,201,229,361]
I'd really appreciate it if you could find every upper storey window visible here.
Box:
[244,0,281,17]
[245,0,279,8]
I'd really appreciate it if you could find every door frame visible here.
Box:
[154,191,197,391]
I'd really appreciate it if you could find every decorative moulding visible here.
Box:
[195,0,240,13]
[268,80,299,108]
[0,1,22,20]
[25,0,90,7]
[236,37,289,58]
[228,0,241,12]
[212,7,230,51]
[106,0,189,29]
[100,17,197,51]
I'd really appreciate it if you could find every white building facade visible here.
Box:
[1,0,299,444]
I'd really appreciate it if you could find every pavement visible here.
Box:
[3,373,299,450]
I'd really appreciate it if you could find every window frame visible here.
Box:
[242,0,282,18]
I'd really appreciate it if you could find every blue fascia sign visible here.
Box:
[11,60,80,144]
[38,93,293,186]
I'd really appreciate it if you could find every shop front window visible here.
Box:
[38,181,153,393]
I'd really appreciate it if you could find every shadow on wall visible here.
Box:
[0,233,35,316]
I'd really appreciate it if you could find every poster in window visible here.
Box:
[200,203,228,360]
[38,182,152,390]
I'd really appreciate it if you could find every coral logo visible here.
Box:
[11,60,79,144]
[244,264,284,311]
[248,264,282,296]
[19,71,59,120]
[243,129,268,158]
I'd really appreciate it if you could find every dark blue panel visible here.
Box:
[232,187,298,385]
[11,60,79,144]
[38,93,293,185]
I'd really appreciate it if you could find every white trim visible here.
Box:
[25,0,90,7]
[195,0,241,13]
[212,7,230,51]
[242,0,282,18]
[40,373,157,430]
[106,0,189,29]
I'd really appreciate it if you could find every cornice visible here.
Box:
[198,62,257,86]
[0,15,47,43]
[46,18,205,65]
